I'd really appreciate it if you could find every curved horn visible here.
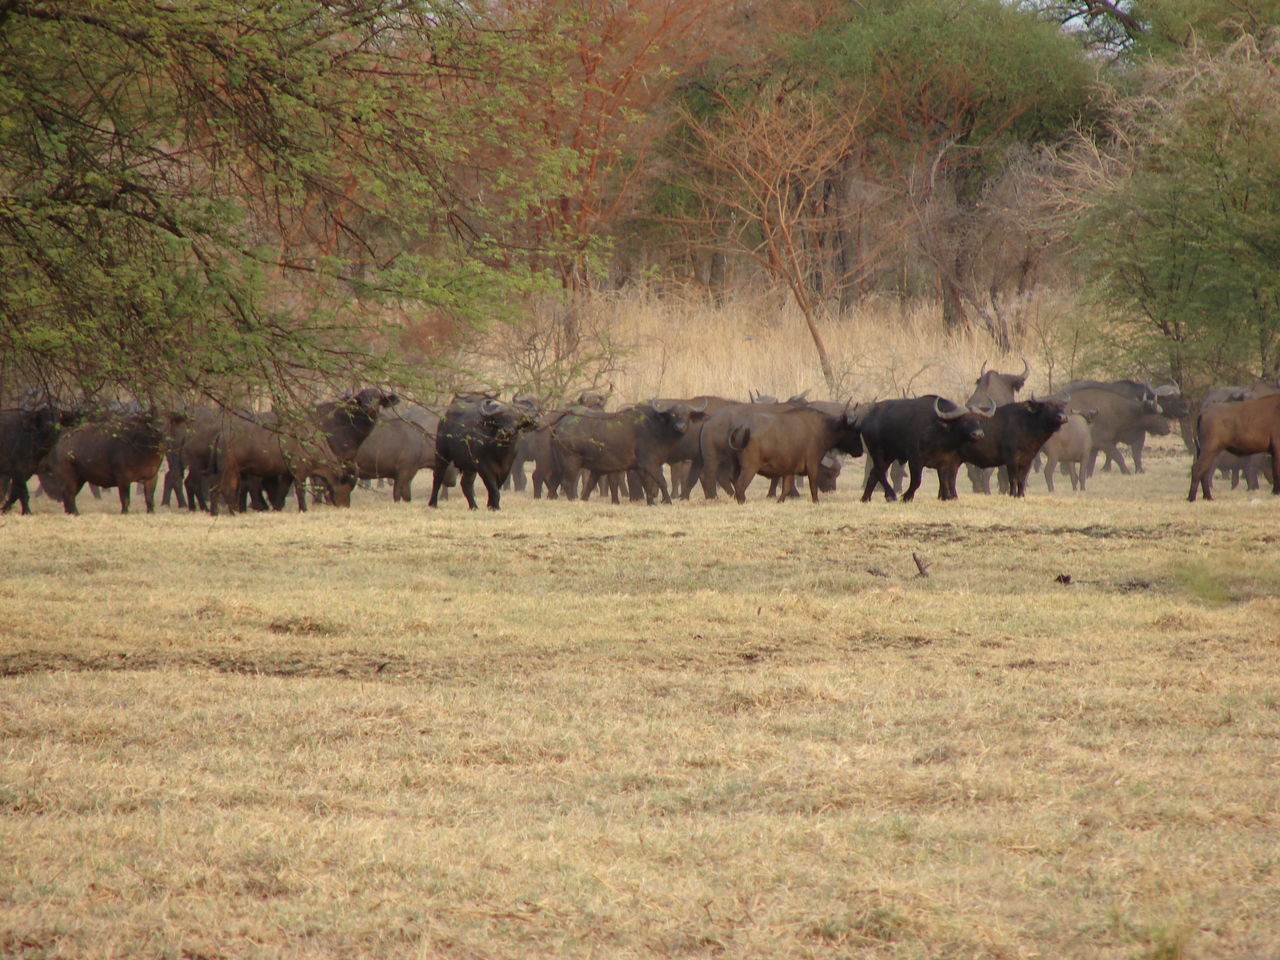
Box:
[1019,357,1030,379]
[480,398,502,416]
[979,397,997,416]
[690,397,709,413]
[934,396,967,421]
[788,389,810,404]
[748,389,757,402]
[979,359,989,378]
[648,397,670,413]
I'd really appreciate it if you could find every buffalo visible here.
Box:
[213,388,397,513]
[0,403,72,514]
[42,409,186,514]
[1063,380,1180,473]
[723,401,863,503]
[1188,392,1280,501]
[859,396,988,501]
[965,359,1029,493]
[511,390,607,498]
[955,397,1068,497]
[430,397,541,510]
[1055,385,1169,477]
[551,399,710,505]
[1040,409,1097,492]
[356,404,456,502]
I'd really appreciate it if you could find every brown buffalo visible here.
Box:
[1188,393,1280,501]
[42,409,186,514]
[1040,409,1097,492]
[213,388,397,513]
[725,402,863,503]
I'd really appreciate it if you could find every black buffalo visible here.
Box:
[430,397,541,510]
[965,359,1028,493]
[859,396,988,501]
[956,398,1068,497]
[0,404,72,514]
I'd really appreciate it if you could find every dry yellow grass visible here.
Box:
[2,437,1278,958]
[464,286,1088,404]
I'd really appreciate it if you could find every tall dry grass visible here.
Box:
[462,286,1092,404]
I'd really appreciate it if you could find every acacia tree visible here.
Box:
[666,84,875,391]
[792,0,1096,346]
[484,0,730,291]
[0,0,560,408]
[1060,35,1280,389]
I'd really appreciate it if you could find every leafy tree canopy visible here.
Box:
[0,0,563,409]
[1067,35,1280,387]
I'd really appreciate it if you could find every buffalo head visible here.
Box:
[934,396,986,442]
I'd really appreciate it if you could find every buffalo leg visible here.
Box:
[1103,443,1130,475]
[142,476,158,513]
[458,471,480,510]
[1271,443,1280,495]
[63,480,84,514]
[117,482,132,514]
[1188,446,1218,501]
[428,458,449,507]
[861,457,896,502]
[732,465,756,504]
[937,464,960,501]
[2,478,31,514]
[901,460,924,502]
[1043,457,1057,493]
[1129,436,1146,473]
[479,469,502,510]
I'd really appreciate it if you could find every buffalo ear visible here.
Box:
[381,392,399,408]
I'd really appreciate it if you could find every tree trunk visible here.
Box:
[799,304,837,394]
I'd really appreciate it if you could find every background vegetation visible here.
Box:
[4,0,1280,411]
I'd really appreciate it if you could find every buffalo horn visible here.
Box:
[649,397,669,413]
[1019,356,1030,379]
[978,397,997,416]
[934,396,967,421]
[979,359,989,378]
[480,398,502,416]
[690,397,709,413]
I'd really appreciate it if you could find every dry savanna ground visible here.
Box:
[2,436,1278,960]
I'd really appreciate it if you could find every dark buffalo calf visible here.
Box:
[43,410,185,514]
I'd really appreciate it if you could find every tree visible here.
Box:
[1021,0,1280,59]
[1059,35,1280,389]
[665,83,874,391]
[484,0,731,291]
[0,0,560,409]
[792,0,1097,345]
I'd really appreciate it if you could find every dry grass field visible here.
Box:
[2,433,1278,959]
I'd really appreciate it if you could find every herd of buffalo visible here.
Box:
[2,362,1278,516]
